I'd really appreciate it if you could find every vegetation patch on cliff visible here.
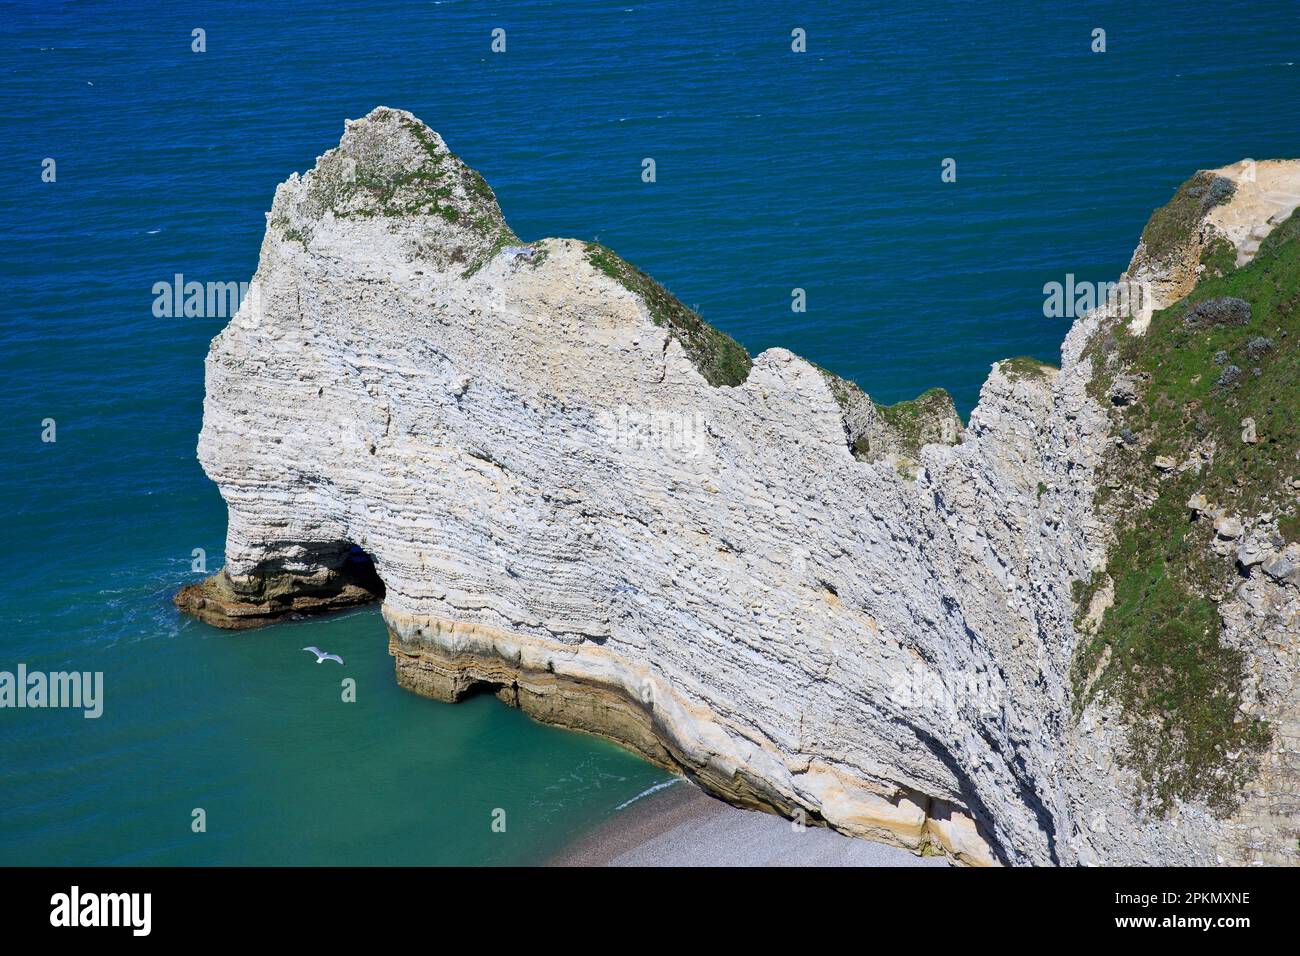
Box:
[1073,206,1300,816]
[873,388,962,456]
[1199,234,1239,281]
[809,364,962,462]
[814,364,868,415]
[998,355,1058,382]
[288,114,518,270]
[1138,171,1235,266]
[584,242,752,387]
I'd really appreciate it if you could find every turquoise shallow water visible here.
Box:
[2,1,1298,864]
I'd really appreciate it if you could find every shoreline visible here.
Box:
[548,778,950,867]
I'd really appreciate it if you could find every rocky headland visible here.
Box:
[177,107,1300,866]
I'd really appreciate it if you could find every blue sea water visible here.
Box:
[2,0,1297,864]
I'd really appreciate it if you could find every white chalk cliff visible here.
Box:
[178,108,1300,866]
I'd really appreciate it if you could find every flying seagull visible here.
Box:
[303,646,345,665]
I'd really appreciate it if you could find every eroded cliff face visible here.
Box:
[179,108,1300,866]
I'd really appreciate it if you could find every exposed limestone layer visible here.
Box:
[183,107,1300,865]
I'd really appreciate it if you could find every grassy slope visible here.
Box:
[1074,208,1300,816]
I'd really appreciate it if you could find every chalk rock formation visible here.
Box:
[180,108,1300,866]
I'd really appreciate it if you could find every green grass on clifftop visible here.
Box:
[1073,207,1300,817]
[999,355,1059,381]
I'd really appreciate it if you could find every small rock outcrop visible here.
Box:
[175,545,383,628]
[178,108,1300,866]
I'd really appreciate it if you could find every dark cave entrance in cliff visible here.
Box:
[340,542,386,602]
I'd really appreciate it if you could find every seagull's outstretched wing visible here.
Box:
[302,646,324,662]
[322,653,345,666]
